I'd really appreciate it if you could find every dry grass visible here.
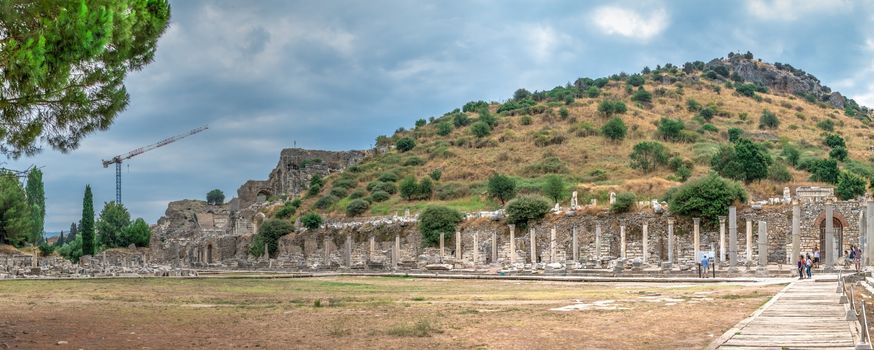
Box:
[0,276,782,349]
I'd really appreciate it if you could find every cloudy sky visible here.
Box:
[11,0,874,232]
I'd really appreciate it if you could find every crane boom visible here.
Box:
[102,125,208,167]
[101,125,208,203]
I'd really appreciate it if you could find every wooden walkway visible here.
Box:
[713,277,857,350]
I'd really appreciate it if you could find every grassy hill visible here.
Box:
[287,53,874,219]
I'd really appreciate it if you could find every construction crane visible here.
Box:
[102,125,208,204]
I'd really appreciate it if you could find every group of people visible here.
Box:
[844,245,862,272]
[797,245,863,279]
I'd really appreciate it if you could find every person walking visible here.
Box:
[854,245,862,272]
[797,255,805,279]
[806,255,813,278]
[813,247,820,268]
[700,254,709,278]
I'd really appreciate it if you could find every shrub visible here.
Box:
[418,206,464,247]
[669,156,693,181]
[416,178,433,200]
[478,110,497,127]
[369,181,397,194]
[569,121,597,137]
[598,100,627,117]
[836,171,866,200]
[701,124,718,133]
[802,158,839,183]
[345,199,370,217]
[782,143,801,166]
[403,156,425,166]
[248,234,265,257]
[329,187,347,198]
[523,156,568,175]
[415,118,427,128]
[370,190,391,202]
[470,121,492,138]
[333,178,356,190]
[816,119,835,131]
[274,201,297,219]
[611,192,636,213]
[396,137,416,152]
[628,74,645,86]
[686,98,702,112]
[667,173,747,221]
[735,83,757,97]
[520,115,532,125]
[711,138,772,183]
[759,110,779,129]
[698,106,716,121]
[436,122,452,136]
[559,107,570,119]
[462,100,488,113]
[429,169,442,181]
[830,146,848,161]
[767,162,793,182]
[349,189,367,199]
[823,134,846,149]
[378,172,400,183]
[453,112,470,127]
[301,213,323,230]
[435,182,468,200]
[532,129,566,146]
[314,195,339,209]
[586,86,600,98]
[631,87,652,104]
[727,128,744,143]
[656,118,685,141]
[629,141,670,174]
[399,176,418,200]
[505,195,551,227]
[542,175,565,203]
[487,173,517,205]
[601,117,627,141]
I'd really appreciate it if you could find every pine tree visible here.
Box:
[81,185,95,256]
[68,223,78,242]
[25,168,45,244]
[0,173,32,245]
[55,231,65,246]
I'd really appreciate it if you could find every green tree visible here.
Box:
[824,134,846,149]
[300,212,323,230]
[487,173,516,205]
[257,219,294,257]
[121,218,150,247]
[415,178,433,200]
[629,141,669,173]
[836,171,866,200]
[656,118,685,141]
[399,176,418,200]
[542,175,565,204]
[559,107,570,119]
[55,231,65,247]
[601,117,627,141]
[0,173,31,245]
[586,86,600,98]
[436,122,452,136]
[782,143,801,166]
[505,195,550,228]
[829,146,848,161]
[711,139,771,183]
[429,169,442,181]
[667,173,748,221]
[611,192,636,213]
[759,110,780,129]
[68,222,77,242]
[803,158,840,183]
[417,206,463,247]
[415,118,426,128]
[96,201,130,248]
[396,137,416,152]
[597,100,626,117]
[631,87,652,103]
[0,0,171,158]
[727,128,744,143]
[767,162,793,182]
[81,185,95,256]
[25,168,44,244]
[470,121,491,138]
[206,189,224,205]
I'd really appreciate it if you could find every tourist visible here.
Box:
[806,256,813,279]
[813,247,820,268]
[797,255,805,279]
[700,254,709,278]
[854,246,862,272]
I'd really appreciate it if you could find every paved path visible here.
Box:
[713,276,857,350]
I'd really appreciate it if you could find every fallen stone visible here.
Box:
[424,264,452,271]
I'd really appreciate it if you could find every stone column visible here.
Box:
[642,223,649,264]
[393,234,400,270]
[745,220,753,262]
[473,231,478,268]
[369,236,375,259]
[595,223,602,260]
[550,226,556,263]
[667,218,675,263]
[825,201,835,271]
[345,234,352,268]
[439,232,445,259]
[791,200,800,266]
[529,227,537,264]
[509,224,516,264]
[620,225,626,259]
[757,221,768,268]
[718,216,726,264]
[867,201,874,266]
[491,231,497,264]
[572,225,579,262]
[693,218,700,261]
[729,206,738,271]
[455,231,462,261]
[323,237,331,265]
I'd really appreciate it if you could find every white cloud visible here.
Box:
[591,6,668,41]
[746,0,851,21]
[525,24,568,63]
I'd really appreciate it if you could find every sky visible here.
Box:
[10,0,874,232]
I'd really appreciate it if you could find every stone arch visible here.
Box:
[256,189,271,203]
[813,211,849,228]
[813,210,849,261]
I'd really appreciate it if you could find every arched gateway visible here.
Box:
[814,211,848,262]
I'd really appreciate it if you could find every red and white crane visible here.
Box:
[102,125,208,204]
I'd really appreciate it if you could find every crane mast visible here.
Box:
[102,125,208,204]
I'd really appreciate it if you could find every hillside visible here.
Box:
[290,52,874,218]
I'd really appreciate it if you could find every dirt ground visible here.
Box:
[0,277,783,349]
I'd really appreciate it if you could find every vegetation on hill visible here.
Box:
[273,52,874,222]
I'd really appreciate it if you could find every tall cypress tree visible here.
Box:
[68,223,78,242]
[25,169,45,244]
[55,231,65,247]
[81,185,95,256]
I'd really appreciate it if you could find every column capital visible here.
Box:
[719,216,726,223]
[507,224,515,229]
[667,218,675,225]
[693,217,700,224]
[642,222,648,228]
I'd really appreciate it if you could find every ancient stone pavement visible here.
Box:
[712,275,858,350]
